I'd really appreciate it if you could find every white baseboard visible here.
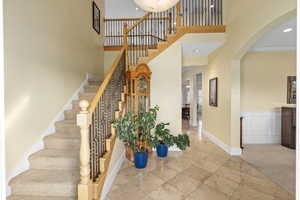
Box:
[203,130,242,156]
[6,74,90,196]
[241,110,281,144]
[101,152,125,200]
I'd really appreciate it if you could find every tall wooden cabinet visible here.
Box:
[127,63,151,114]
[281,107,296,149]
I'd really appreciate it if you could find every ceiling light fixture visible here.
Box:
[283,28,293,33]
[135,7,139,10]
[194,49,200,53]
[134,0,180,12]
[210,4,215,8]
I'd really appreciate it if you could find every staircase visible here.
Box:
[7,79,102,200]
[7,0,225,199]
[136,26,225,65]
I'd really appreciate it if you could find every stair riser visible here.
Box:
[84,86,98,93]
[72,101,81,110]
[55,126,80,136]
[30,157,79,170]
[11,184,77,197]
[64,110,78,120]
[88,81,101,86]
[79,94,95,101]
[44,138,80,150]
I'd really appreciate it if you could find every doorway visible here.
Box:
[182,67,203,137]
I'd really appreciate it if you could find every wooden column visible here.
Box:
[77,99,93,200]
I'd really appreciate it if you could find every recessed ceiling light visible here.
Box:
[135,7,139,10]
[194,49,200,53]
[210,4,215,8]
[283,28,293,33]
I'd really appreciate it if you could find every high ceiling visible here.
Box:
[182,41,223,57]
[105,0,145,18]
[250,17,296,52]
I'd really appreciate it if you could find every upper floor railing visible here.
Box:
[181,0,223,26]
[105,16,171,47]
[105,0,223,49]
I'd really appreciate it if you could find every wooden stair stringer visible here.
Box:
[138,25,226,65]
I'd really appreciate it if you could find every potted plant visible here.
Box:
[112,107,159,169]
[151,122,174,157]
[112,112,138,162]
[152,122,190,157]
[136,106,159,154]
[174,133,190,151]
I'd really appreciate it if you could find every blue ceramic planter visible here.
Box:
[157,144,168,157]
[134,151,148,169]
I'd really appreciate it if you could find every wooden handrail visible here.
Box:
[106,34,165,41]
[88,47,125,113]
[104,16,170,22]
[126,13,151,33]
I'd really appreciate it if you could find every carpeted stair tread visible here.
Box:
[44,133,80,150]
[45,132,80,139]
[7,195,76,200]
[10,169,79,185]
[84,85,99,93]
[30,149,78,159]
[9,169,79,197]
[55,120,77,127]
[29,149,79,170]
[64,109,79,120]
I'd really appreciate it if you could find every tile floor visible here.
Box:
[107,122,294,200]
[242,144,296,195]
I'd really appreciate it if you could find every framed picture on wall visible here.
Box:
[209,77,218,107]
[287,76,296,104]
[92,1,100,34]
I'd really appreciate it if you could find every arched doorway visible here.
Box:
[230,10,297,195]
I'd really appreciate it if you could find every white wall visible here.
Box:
[104,50,121,76]
[149,42,182,135]
[4,0,104,185]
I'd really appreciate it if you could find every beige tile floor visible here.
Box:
[242,144,296,195]
[107,122,294,200]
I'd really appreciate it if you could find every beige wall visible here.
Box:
[241,51,296,111]
[4,0,104,180]
[149,42,182,135]
[183,56,208,67]
[203,0,296,148]
[104,50,120,76]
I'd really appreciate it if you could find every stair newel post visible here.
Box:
[123,23,129,70]
[176,2,182,29]
[77,99,93,200]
